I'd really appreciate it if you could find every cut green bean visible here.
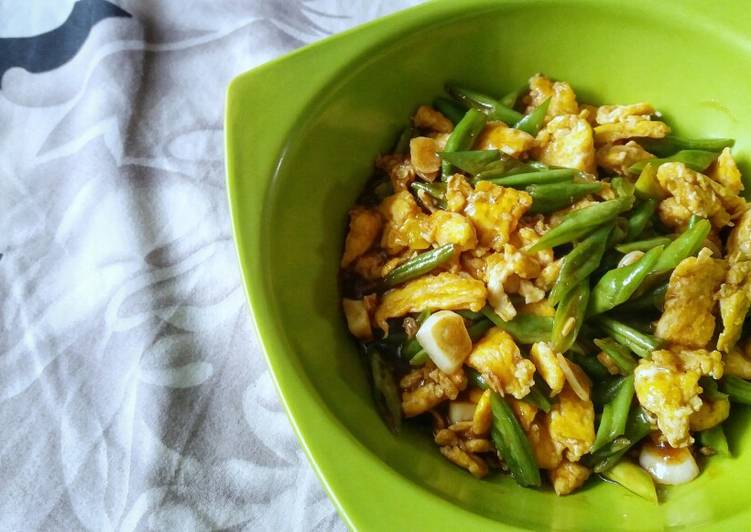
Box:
[626,198,657,241]
[514,97,550,135]
[490,392,541,487]
[721,376,751,405]
[524,381,552,413]
[468,319,493,342]
[698,425,730,456]
[439,149,502,175]
[433,97,466,125]
[615,236,672,254]
[620,282,668,312]
[479,168,576,187]
[586,406,652,473]
[651,218,711,274]
[370,351,402,432]
[588,245,663,316]
[634,163,666,200]
[640,135,735,157]
[606,217,629,250]
[384,244,456,287]
[441,109,488,179]
[410,181,447,207]
[569,352,611,382]
[528,197,632,252]
[446,84,524,124]
[527,182,603,214]
[409,349,429,366]
[481,306,553,344]
[552,279,590,353]
[500,85,527,108]
[593,375,635,451]
[628,149,719,175]
[467,368,488,390]
[594,316,662,358]
[594,338,637,373]
[592,376,625,406]
[458,309,485,321]
[549,223,613,306]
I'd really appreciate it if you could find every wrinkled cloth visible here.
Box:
[0,1,420,530]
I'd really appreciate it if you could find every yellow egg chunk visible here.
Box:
[549,460,591,496]
[416,310,473,374]
[410,136,441,180]
[341,299,373,340]
[476,121,535,157]
[533,114,596,174]
[464,181,533,251]
[466,328,536,399]
[341,206,382,268]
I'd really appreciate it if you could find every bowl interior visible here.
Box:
[232,1,751,529]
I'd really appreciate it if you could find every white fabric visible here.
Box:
[0,1,420,530]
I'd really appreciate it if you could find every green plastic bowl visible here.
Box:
[225,1,751,529]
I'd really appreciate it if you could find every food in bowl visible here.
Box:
[338,73,751,499]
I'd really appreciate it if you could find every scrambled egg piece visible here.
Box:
[718,261,751,352]
[657,197,693,231]
[342,298,372,340]
[595,103,655,124]
[410,136,441,181]
[476,121,535,157]
[376,154,415,192]
[440,445,488,478]
[527,73,579,121]
[466,328,536,399]
[634,349,703,447]
[446,173,473,212]
[593,118,670,145]
[709,147,744,195]
[727,207,751,263]
[596,141,654,175]
[375,272,486,330]
[549,383,595,461]
[413,105,453,133]
[472,389,493,435]
[655,250,728,348]
[341,206,382,268]
[483,245,543,320]
[725,340,751,379]
[378,191,430,254]
[509,398,539,431]
[689,395,730,431]
[428,210,478,251]
[549,460,591,496]
[352,251,385,281]
[533,114,596,174]
[464,181,533,250]
[400,362,467,417]
[530,342,565,396]
[526,416,562,470]
[656,162,731,229]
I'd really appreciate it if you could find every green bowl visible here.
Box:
[225,1,751,529]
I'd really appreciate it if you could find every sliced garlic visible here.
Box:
[448,401,477,424]
[415,310,472,374]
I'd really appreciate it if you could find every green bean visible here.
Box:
[721,375,751,405]
[592,375,625,406]
[601,460,657,503]
[478,168,576,187]
[441,109,488,179]
[500,85,527,108]
[551,280,589,353]
[626,198,657,241]
[549,223,612,306]
[467,368,488,390]
[606,217,629,249]
[527,182,603,214]
[446,85,524,124]
[688,213,702,230]
[640,135,735,157]
[594,316,662,358]
[569,351,611,382]
[393,126,414,154]
[468,319,493,342]
[611,177,635,200]
[586,406,652,473]
[628,149,719,175]
[588,245,663,316]
[698,425,730,456]
[619,282,668,312]
[402,337,422,358]
[433,97,466,125]
[384,244,456,287]
[370,351,402,432]
[634,163,666,200]
[372,180,394,201]
[594,338,637,373]
[592,375,635,452]
[528,197,632,252]
[524,379,552,413]
[651,218,711,274]
[439,149,502,175]
[490,392,542,487]
[409,349,429,366]
[410,181,447,208]
[481,306,553,344]
[615,236,673,254]
[458,309,485,321]
[514,97,550,135]
[700,376,728,401]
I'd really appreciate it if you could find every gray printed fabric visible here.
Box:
[0,1,420,530]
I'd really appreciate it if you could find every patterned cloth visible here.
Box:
[0,1,419,530]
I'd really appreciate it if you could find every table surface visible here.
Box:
[0,1,420,530]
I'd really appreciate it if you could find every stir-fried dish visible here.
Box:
[338,74,751,499]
